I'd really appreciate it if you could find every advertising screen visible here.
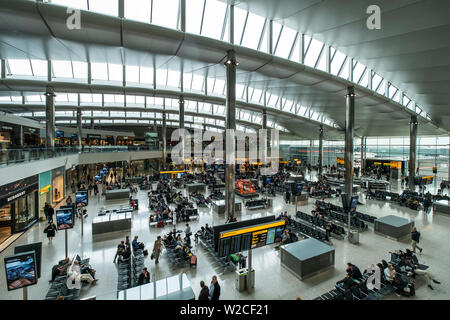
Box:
[94,175,102,182]
[266,177,271,184]
[14,243,42,278]
[4,252,37,291]
[266,228,276,245]
[56,131,64,138]
[56,208,74,230]
[76,191,88,206]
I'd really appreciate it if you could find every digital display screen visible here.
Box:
[56,208,74,230]
[4,252,37,291]
[266,228,275,245]
[251,230,268,249]
[56,131,64,138]
[94,175,102,182]
[177,173,184,179]
[266,178,271,184]
[296,185,303,193]
[76,191,88,206]
[14,242,42,278]
[71,134,77,139]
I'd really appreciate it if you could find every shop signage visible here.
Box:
[52,166,65,178]
[39,171,51,195]
[0,175,38,207]
[7,191,26,203]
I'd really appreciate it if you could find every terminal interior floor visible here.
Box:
[0,174,449,300]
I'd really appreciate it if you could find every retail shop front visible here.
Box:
[0,175,39,245]
[39,170,52,220]
[52,166,65,205]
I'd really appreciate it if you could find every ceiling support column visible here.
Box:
[45,86,55,149]
[318,125,324,178]
[345,86,355,234]
[77,108,82,150]
[360,136,365,176]
[309,140,313,165]
[179,96,185,169]
[225,49,237,221]
[409,115,418,191]
[162,111,167,170]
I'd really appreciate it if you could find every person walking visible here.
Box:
[66,195,73,206]
[48,205,55,222]
[45,220,57,242]
[209,275,221,300]
[44,202,50,221]
[411,226,423,253]
[152,236,163,264]
[198,281,210,300]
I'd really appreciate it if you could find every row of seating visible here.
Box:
[197,229,236,274]
[314,250,422,300]
[287,219,330,243]
[117,258,131,291]
[131,249,146,286]
[316,200,376,224]
[296,211,346,237]
[245,199,270,210]
[45,255,89,300]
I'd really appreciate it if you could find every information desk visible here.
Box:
[185,183,206,194]
[433,200,450,216]
[98,206,132,216]
[125,176,143,183]
[280,238,335,280]
[374,215,414,241]
[92,212,131,235]
[290,175,304,183]
[105,188,130,200]
[211,199,242,214]
[117,273,195,300]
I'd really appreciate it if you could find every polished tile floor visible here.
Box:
[0,174,449,300]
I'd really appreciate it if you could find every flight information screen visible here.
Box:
[251,230,268,249]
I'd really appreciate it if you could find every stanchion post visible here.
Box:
[23,287,28,300]
[65,229,68,257]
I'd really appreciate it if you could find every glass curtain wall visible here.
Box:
[281,135,449,180]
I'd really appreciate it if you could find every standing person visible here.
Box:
[93,183,98,196]
[125,236,130,250]
[411,227,423,253]
[45,220,57,242]
[66,195,73,206]
[285,190,290,204]
[198,281,210,300]
[209,275,221,300]
[48,205,55,222]
[102,182,106,197]
[152,236,163,264]
[44,203,50,221]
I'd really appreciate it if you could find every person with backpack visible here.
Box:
[411,226,423,253]
[198,281,210,300]
[45,220,57,242]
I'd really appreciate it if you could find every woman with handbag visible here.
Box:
[45,220,57,242]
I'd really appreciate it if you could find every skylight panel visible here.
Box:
[186,0,203,34]
[152,0,179,29]
[89,0,118,16]
[241,12,265,50]
[275,26,297,59]
[52,60,73,78]
[124,0,151,23]
[202,0,227,40]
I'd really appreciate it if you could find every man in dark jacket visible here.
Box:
[198,281,210,300]
[346,263,363,280]
[209,275,221,300]
[411,227,423,253]
[336,273,355,290]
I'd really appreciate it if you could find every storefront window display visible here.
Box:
[0,175,39,244]
[52,166,65,204]
[39,171,51,219]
